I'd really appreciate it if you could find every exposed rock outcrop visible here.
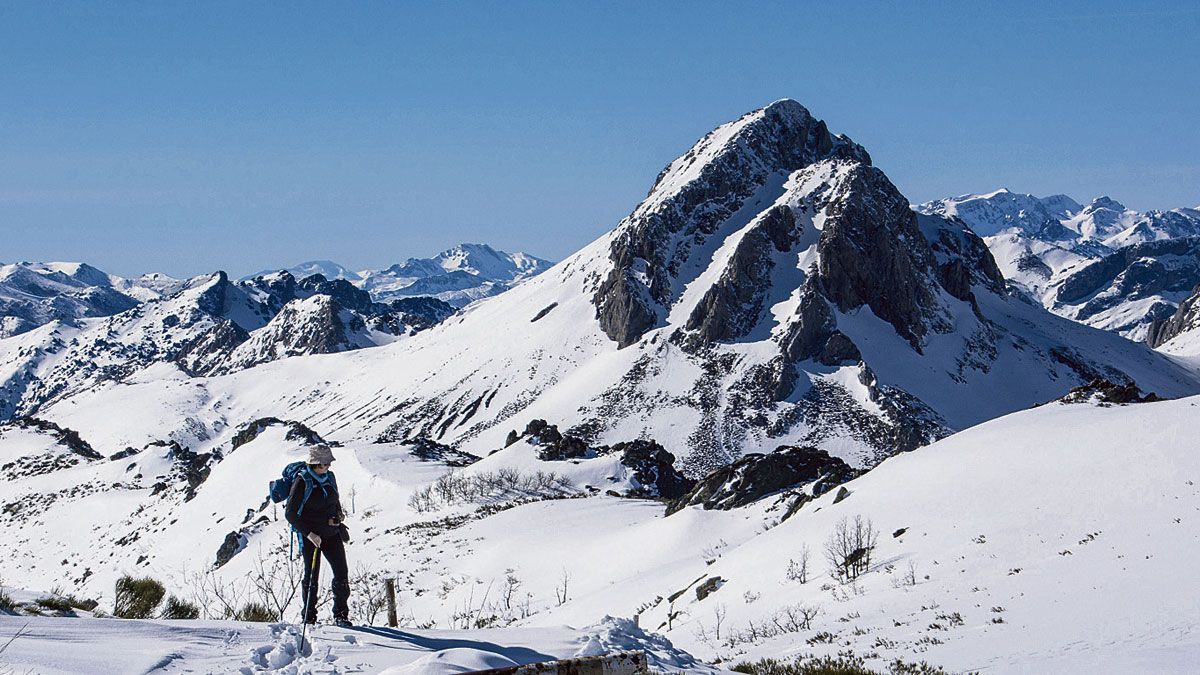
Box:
[1147,284,1200,348]
[600,439,694,500]
[684,204,800,345]
[1058,378,1159,405]
[667,445,858,515]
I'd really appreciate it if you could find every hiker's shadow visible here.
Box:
[347,625,555,663]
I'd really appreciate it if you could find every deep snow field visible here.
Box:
[4,390,1200,673]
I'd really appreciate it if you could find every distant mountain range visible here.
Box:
[243,243,554,308]
[918,189,1200,340]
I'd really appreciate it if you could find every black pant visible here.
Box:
[300,534,349,623]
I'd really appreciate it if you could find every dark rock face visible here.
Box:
[297,274,375,314]
[603,439,694,500]
[145,440,215,502]
[1058,378,1159,404]
[1147,284,1200,348]
[779,282,837,363]
[387,297,456,330]
[667,445,858,515]
[815,165,947,349]
[593,100,871,349]
[214,515,269,568]
[175,320,251,376]
[685,205,800,345]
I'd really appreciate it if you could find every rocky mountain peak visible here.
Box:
[593,100,873,348]
[1088,196,1127,212]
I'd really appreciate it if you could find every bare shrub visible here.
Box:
[824,515,878,581]
[786,545,811,583]
[722,604,822,648]
[409,469,575,512]
[349,565,389,625]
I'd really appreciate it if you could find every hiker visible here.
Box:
[285,444,352,627]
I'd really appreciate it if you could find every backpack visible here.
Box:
[270,461,339,557]
[269,461,338,516]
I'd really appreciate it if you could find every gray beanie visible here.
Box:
[307,444,335,465]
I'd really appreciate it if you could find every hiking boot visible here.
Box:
[333,617,352,628]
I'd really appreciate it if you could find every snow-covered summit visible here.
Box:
[242,260,363,283]
[359,243,553,307]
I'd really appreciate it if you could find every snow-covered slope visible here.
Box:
[919,190,1200,340]
[4,382,1200,672]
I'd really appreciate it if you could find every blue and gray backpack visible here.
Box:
[270,461,338,555]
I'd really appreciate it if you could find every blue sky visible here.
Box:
[2,1,1197,278]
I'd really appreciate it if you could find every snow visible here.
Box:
[0,615,704,674]
[9,391,1200,672]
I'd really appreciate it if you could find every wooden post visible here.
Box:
[385,578,398,627]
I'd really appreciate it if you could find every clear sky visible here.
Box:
[2,1,1198,278]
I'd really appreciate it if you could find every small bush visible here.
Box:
[37,590,98,613]
[235,601,276,622]
[0,588,18,612]
[730,654,953,675]
[35,596,75,613]
[114,575,166,619]
[161,595,200,620]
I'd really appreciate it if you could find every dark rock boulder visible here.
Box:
[696,576,725,601]
[1058,378,1159,404]
[599,439,694,500]
[505,419,590,460]
[667,445,857,515]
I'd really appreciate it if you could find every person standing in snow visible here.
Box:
[285,444,352,627]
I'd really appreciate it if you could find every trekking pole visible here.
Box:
[299,545,319,653]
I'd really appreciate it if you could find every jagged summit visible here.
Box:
[596,100,873,348]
